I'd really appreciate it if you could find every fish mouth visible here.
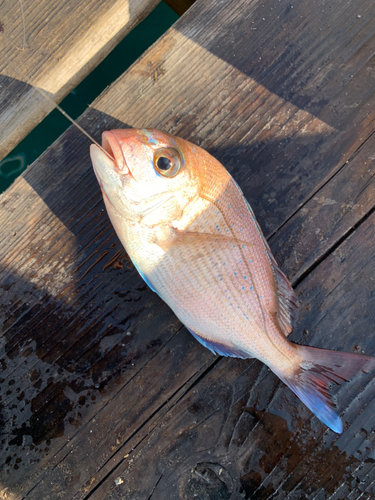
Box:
[90,144,117,195]
[101,131,129,174]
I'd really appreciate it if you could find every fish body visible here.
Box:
[90,128,374,433]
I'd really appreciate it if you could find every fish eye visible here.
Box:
[153,147,182,178]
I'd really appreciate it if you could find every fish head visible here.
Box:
[90,128,201,225]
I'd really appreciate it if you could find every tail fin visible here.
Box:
[276,346,375,433]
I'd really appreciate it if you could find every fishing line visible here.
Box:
[34,87,114,161]
[14,3,113,161]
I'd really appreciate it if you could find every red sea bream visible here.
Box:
[90,128,374,434]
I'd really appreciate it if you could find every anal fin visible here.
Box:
[186,327,251,359]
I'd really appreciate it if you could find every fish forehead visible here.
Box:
[102,129,173,180]
[113,128,177,152]
[141,128,175,146]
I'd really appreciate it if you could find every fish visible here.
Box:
[90,128,375,434]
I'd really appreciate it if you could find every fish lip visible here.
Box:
[90,143,114,179]
[102,131,129,174]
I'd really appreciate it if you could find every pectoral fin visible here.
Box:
[153,228,263,254]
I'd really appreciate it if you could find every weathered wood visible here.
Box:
[271,132,375,284]
[0,0,162,162]
[0,0,375,498]
[162,0,196,16]
[88,210,375,499]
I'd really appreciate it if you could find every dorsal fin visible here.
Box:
[238,186,299,336]
[267,251,299,336]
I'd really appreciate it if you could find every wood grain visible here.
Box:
[271,131,375,284]
[0,0,162,161]
[89,206,375,498]
[0,0,375,498]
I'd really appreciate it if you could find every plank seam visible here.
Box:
[269,124,375,244]
[81,363,210,499]
[146,474,163,500]
[292,201,375,290]
[22,324,184,498]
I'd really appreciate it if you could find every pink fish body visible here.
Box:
[90,128,374,433]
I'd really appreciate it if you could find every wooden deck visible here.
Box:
[1,0,375,498]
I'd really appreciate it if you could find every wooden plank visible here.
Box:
[0,0,162,162]
[0,0,374,498]
[87,211,375,499]
[271,131,375,284]
[162,0,196,16]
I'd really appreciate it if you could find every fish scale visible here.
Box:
[90,127,375,434]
